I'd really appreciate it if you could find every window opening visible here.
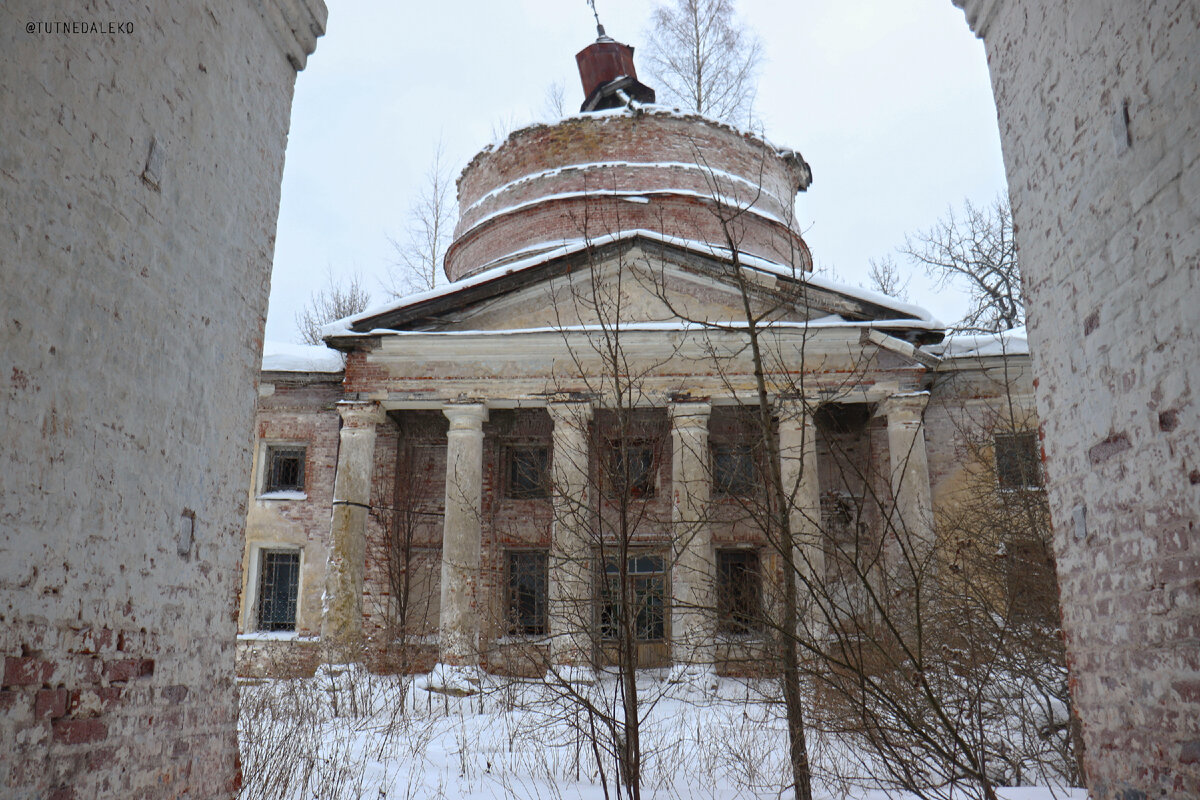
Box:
[264,446,305,493]
[713,444,757,496]
[257,549,300,631]
[605,440,657,499]
[717,550,762,634]
[599,553,666,641]
[995,431,1042,490]
[507,550,549,636]
[506,445,549,499]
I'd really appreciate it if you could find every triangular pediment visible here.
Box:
[336,233,938,343]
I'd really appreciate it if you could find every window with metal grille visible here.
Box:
[713,444,757,496]
[506,445,549,499]
[717,550,762,634]
[507,550,548,636]
[995,431,1042,490]
[256,549,300,631]
[604,440,657,499]
[599,554,666,641]
[264,446,305,493]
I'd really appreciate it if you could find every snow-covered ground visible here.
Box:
[236,668,1086,800]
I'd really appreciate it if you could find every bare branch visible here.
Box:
[866,255,910,301]
[294,270,371,345]
[901,196,1022,333]
[387,139,457,297]
[643,0,763,126]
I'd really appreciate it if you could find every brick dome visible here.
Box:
[445,108,813,282]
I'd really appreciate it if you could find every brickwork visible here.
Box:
[238,376,342,678]
[957,1,1200,795]
[447,111,812,281]
[0,1,324,796]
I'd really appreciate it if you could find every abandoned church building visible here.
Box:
[236,34,1045,686]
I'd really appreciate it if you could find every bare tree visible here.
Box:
[901,197,1021,333]
[635,148,1073,798]
[867,255,910,301]
[543,79,567,119]
[643,0,763,125]
[388,140,457,297]
[294,270,370,345]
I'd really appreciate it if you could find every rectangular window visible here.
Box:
[713,444,757,496]
[256,549,300,631]
[717,550,762,634]
[264,445,305,494]
[506,445,549,499]
[995,431,1042,490]
[605,440,657,499]
[507,550,549,636]
[599,553,666,641]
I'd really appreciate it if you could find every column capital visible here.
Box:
[880,392,930,421]
[442,402,488,430]
[548,399,594,425]
[669,401,712,428]
[337,400,387,427]
[777,398,818,425]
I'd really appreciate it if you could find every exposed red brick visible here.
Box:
[52,718,108,745]
[35,688,68,718]
[102,658,154,682]
[4,656,54,687]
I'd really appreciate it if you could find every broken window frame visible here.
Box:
[603,439,658,500]
[712,442,758,497]
[598,552,667,642]
[255,548,301,632]
[994,431,1043,491]
[504,444,550,500]
[716,549,763,635]
[506,549,549,637]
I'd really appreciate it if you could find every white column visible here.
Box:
[437,402,488,668]
[547,401,594,671]
[880,392,935,580]
[778,401,823,629]
[669,401,713,671]
[321,401,386,660]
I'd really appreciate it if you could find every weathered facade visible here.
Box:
[956,1,1200,795]
[237,38,1045,693]
[0,2,325,797]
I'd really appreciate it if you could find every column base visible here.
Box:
[420,663,484,696]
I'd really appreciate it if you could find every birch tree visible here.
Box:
[643,0,763,126]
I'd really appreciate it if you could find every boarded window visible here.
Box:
[507,550,548,636]
[506,446,549,499]
[995,432,1042,490]
[605,440,657,499]
[257,549,300,631]
[264,446,305,493]
[713,444,756,496]
[717,550,762,634]
[599,554,666,641]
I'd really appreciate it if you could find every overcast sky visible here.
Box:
[264,0,1008,344]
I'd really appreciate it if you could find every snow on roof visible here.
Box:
[322,229,940,339]
[923,327,1029,359]
[463,160,794,217]
[261,340,343,373]
[460,186,792,237]
[333,316,939,339]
